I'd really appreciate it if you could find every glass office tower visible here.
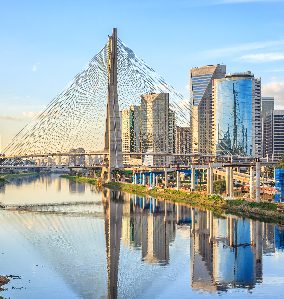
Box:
[190,65,226,154]
[213,72,261,157]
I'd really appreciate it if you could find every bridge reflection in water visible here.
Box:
[0,177,284,298]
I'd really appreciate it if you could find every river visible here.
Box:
[0,174,283,299]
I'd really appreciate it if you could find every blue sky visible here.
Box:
[1,0,284,149]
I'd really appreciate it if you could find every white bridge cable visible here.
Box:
[3,38,234,158]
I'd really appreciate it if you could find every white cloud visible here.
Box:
[201,39,284,58]
[32,63,40,72]
[0,111,39,122]
[22,111,38,119]
[32,64,37,72]
[239,52,284,62]
[262,81,284,109]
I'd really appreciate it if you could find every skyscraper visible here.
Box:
[168,109,176,154]
[190,64,226,154]
[140,93,174,166]
[175,126,191,165]
[261,97,274,118]
[263,110,284,161]
[176,126,191,154]
[121,105,141,164]
[261,97,274,156]
[212,72,262,157]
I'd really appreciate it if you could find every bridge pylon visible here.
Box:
[104,28,123,181]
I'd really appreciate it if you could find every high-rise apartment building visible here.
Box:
[261,97,274,156]
[261,97,274,118]
[168,109,176,154]
[190,64,226,154]
[263,110,284,161]
[212,72,262,157]
[140,93,175,166]
[121,105,141,164]
[175,126,191,165]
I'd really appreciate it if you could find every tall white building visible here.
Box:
[263,110,284,161]
[261,97,274,156]
[140,93,175,166]
[190,64,226,154]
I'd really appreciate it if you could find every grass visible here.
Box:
[0,172,39,182]
[60,174,97,185]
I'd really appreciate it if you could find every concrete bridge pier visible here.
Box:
[133,172,138,184]
[155,175,159,187]
[142,173,146,186]
[250,166,254,200]
[229,167,234,198]
[152,173,156,187]
[191,166,195,191]
[226,167,230,196]
[176,171,181,190]
[207,164,213,195]
[164,168,168,188]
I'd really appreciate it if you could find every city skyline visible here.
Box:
[1,0,284,150]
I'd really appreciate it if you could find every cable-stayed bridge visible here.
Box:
[0,28,277,201]
[2,29,193,169]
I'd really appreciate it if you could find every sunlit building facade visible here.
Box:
[190,64,226,154]
[140,93,175,166]
[213,72,262,157]
[261,97,274,156]
[263,110,284,161]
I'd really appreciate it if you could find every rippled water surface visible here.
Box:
[0,174,284,299]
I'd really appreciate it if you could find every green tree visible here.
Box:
[213,180,226,194]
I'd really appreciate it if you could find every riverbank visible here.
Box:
[0,172,39,182]
[60,175,284,224]
[106,182,284,225]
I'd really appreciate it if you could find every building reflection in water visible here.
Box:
[0,181,5,193]
[69,180,85,193]
[3,176,284,299]
[122,195,180,265]
[190,210,264,291]
[105,190,284,296]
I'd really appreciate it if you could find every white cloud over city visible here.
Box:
[239,53,284,63]
[262,81,284,109]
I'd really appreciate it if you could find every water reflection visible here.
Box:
[190,211,263,291]
[69,180,86,193]
[1,176,284,299]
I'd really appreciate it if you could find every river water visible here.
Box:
[0,174,284,299]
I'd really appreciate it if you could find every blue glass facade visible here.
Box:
[274,168,284,202]
[214,76,254,156]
